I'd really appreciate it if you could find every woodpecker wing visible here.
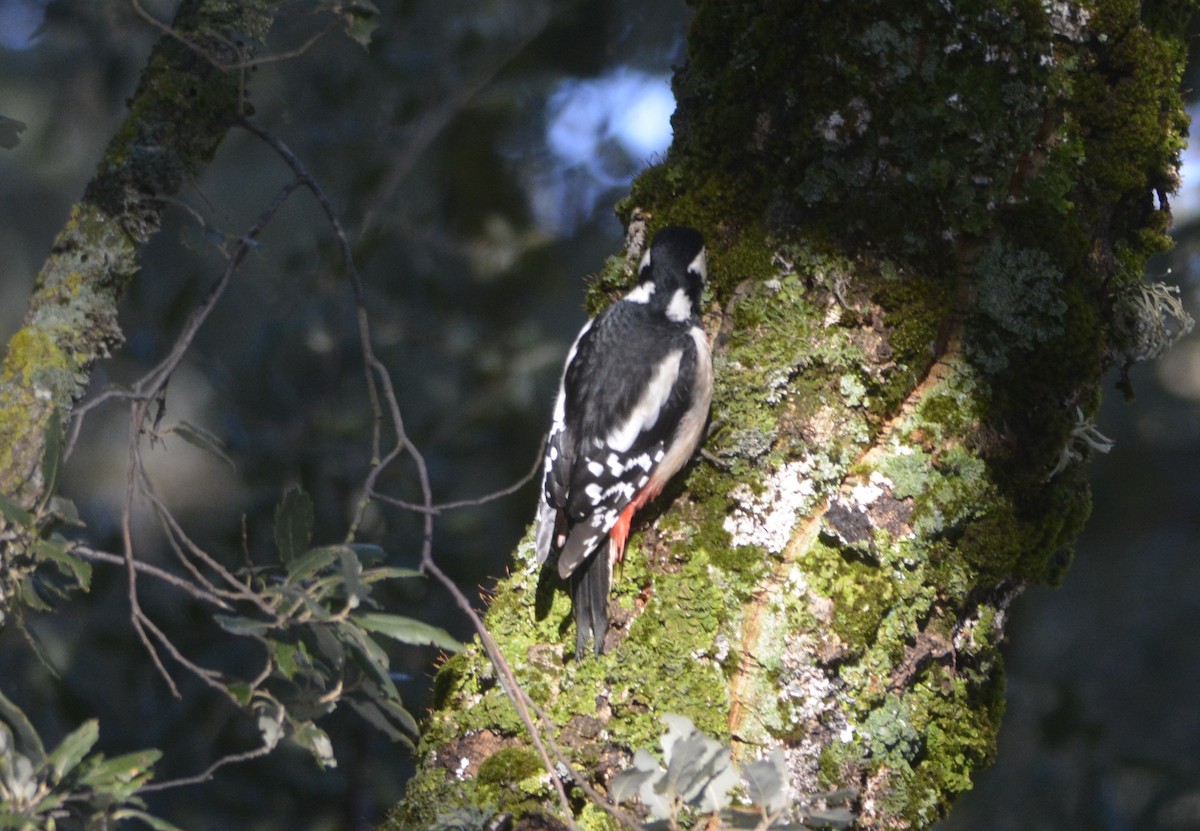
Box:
[547,301,702,578]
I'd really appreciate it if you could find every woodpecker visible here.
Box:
[535,226,713,658]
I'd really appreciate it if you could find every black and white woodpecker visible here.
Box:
[535,226,713,657]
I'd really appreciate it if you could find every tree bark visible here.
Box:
[0,0,271,623]
[385,1,1193,829]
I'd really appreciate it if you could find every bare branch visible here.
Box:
[373,436,545,516]
[74,546,233,610]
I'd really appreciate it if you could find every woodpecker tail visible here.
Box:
[569,540,612,658]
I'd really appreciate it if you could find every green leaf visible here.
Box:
[33,537,92,591]
[347,699,416,748]
[361,566,422,583]
[77,748,161,801]
[290,721,336,768]
[169,421,236,471]
[273,640,304,681]
[44,719,98,781]
[353,612,462,652]
[274,488,313,564]
[338,546,368,607]
[214,615,273,636]
[311,623,345,670]
[0,491,33,527]
[46,495,84,527]
[347,543,387,564]
[285,546,340,584]
[227,682,254,707]
[340,0,379,48]
[111,808,187,831]
[40,407,63,504]
[0,688,46,761]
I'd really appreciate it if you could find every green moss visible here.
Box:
[477,746,545,789]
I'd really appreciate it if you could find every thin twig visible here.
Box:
[129,0,337,71]
[240,119,595,827]
[123,402,181,699]
[74,546,232,610]
[373,437,545,515]
[139,735,278,793]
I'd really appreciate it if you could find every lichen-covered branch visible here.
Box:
[0,0,272,618]
[388,1,1193,828]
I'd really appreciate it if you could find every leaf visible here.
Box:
[742,750,788,814]
[338,546,368,607]
[655,715,737,813]
[44,719,98,781]
[214,615,273,636]
[290,721,336,769]
[0,491,34,527]
[337,623,392,689]
[353,612,463,652]
[257,707,283,751]
[40,407,63,504]
[273,640,306,681]
[33,537,92,591]
[802,807,856,829]
[77,749,161,801]
[347,699,416,749]
[111,808,187,831]
[46,495,84,527]
[361,566,423,585]
[274,488,313,564]
[340,0,379,48]
[0,688,46,761]
[169,421,236,471]
[0,113,26,149]
[227,682,254,707]
[347,543,387,564]
[310,623,345,670]
[610,749,664,805]
[285,546,340,584]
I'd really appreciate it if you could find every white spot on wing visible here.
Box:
[666,288,691,322]
[587,460,604,476]
[605,350,683,452]
[625,282,655,304]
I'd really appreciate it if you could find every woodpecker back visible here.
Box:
[535,226,713,657]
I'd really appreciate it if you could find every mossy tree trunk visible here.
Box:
[0,0,271,623]
[386,2,1192,829]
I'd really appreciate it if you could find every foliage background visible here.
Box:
[0,2,1198,830]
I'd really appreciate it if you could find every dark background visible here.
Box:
[0,2,1197,829]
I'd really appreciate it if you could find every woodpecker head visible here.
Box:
[629,226,707,322]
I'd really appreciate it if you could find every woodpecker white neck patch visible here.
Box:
[625,282,655,304]
[689,248,707,281]
[665,288,692,322]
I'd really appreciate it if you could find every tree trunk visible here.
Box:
[385,1,1193,828]
[0,0,270,623]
